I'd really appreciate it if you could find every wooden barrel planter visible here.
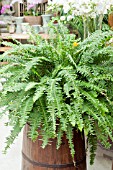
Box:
[21,124,86,170]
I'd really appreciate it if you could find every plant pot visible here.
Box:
[8,23,16,34]
[41,14,52,26]
[108,13,113,28]
[21,23,30,34]
[24,16,42,26]
[15,17,24,33]
[21,124,86,170]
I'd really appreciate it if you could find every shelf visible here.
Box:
[0,46,11,52]
[0,33,49,40]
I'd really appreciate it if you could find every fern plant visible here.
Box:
[0,23,113,165]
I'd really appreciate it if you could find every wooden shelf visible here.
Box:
[0,33,49,40]
[0,46,11,52]
[0,33,29,40]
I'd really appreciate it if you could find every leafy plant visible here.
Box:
[24,4,42,16]
[0,23,113,165]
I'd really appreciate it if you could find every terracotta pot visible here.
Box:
[108,13,113,27]
[24,16,42,26]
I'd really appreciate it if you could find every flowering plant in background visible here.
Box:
[24,3,39,16]
[48,0,113,39]
[10,0,44,16]
[25,1,43,16]
[48,0,113,17]
[0,5,10,14]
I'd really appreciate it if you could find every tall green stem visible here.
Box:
[98,14,104,30]
[82,15,104,40]
[83,17,87,40]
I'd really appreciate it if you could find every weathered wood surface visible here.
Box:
[21,124,86,170]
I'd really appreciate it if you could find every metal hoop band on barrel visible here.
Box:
[22,151,86,168]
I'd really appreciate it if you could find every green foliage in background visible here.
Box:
[0,23,113,164]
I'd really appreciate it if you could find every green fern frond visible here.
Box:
[4,121,22,153]
[66,125,75,158]
[56,125,64,149]
[19,97,34,127]
[81,90,109,114]
[88,134,97,165]
[33,85,46,102]
[25,82,38,91]
[4,82,27,93]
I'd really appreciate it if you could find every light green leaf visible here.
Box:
[25,82,38,91]
[33,86,46,102]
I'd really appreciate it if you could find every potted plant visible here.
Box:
[23,0,49,26]
[23,3,42,26]
[0,0,16,15]
[1,0,113,169]
[0,21,113,170]
[9,0,46,26]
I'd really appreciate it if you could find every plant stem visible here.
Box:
[98,14,104,30]
[83,17,87,40]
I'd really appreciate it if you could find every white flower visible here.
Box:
[48,0,53,5]
[60,16,66,21]
[48,0,113,18]
[0,78,6,83]
[67,15,73,21]
[63,4,70,13]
